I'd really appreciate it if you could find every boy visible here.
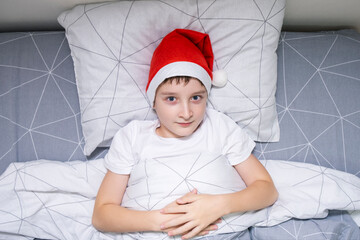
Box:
[92,29,278,239]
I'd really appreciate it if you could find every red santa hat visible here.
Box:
[146,29,227,105]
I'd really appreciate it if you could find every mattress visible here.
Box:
[0,29,360,239]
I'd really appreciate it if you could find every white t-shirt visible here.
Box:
[105,108,255,174]
[104,108,256,238]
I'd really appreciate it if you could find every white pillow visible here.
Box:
[58,0,285,156]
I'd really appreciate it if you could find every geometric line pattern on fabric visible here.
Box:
[0,32,107,174]
[58,0,285,155]
[1,30,359,177]
[250,210,360,240]
[1,27,360,240]
[255,30,360,177]
[0,159,359,239]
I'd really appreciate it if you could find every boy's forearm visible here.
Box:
[92,204,160,233]
[219,180,278,215]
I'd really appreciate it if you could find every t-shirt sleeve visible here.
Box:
[216,111,256,166]
[104,122,136,174]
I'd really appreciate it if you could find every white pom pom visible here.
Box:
[212,70,227,87]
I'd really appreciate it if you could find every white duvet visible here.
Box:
[0,158,359,240]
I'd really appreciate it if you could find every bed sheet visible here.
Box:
[1,30,360,176]
[1,29,360,239]
[32,213,360,240]
[251,210,360,240]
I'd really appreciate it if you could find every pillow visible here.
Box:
[58,0,285,156]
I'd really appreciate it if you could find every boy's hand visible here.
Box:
[155,192,219,237]
[160,189,223,239]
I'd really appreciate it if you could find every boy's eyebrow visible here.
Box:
[158,91,177,96]
[192,90,207,95]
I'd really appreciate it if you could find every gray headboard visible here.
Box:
[0,0,359,32]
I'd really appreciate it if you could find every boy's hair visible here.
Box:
[153,76,206,104]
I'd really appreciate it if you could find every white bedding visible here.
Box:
[0,159,359,240]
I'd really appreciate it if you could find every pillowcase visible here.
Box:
[58,0,285,156]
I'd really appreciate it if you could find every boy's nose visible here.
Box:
[180,102,193,119]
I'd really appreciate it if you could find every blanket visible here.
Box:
[0,159,359,239]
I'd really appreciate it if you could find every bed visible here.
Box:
[0,0,360,239]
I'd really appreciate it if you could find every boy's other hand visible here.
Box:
[160,189,223,239]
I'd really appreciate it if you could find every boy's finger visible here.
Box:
[177,193,199,204]
[161,204,188,214]
[214,218,222,224]
[168,221,196,237]
[204,224,218,231]
[181,225,203,239]
[161,215,189,230]
[197,230,209,236]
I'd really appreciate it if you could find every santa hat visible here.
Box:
[146,29,227,105]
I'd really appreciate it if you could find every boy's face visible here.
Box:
[153,78,208,138]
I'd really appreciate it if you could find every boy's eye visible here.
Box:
[167,96,176,102]
[192,95,201,101]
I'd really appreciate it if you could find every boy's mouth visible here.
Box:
[177,122,193,127]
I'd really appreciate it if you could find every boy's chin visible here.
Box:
[164,128,196,138]
[157,122,202,138]
[175,128,199,138]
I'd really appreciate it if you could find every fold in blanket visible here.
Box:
[0,159,359,239]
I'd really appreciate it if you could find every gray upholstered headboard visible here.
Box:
[0,0,359,32]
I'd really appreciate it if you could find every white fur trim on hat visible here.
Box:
[147,61,212,106]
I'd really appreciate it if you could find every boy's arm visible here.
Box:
[229,154,279,212]
[160,154,278,239]
[92,170,164,232]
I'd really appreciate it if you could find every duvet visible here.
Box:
[0,158,359,239]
